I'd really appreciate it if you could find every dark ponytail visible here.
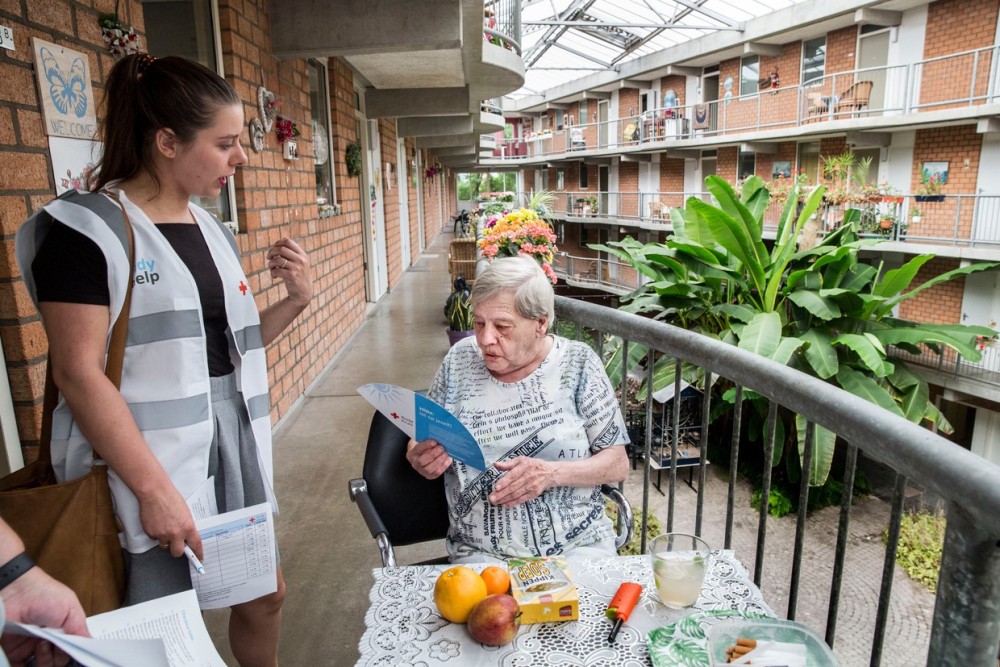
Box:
[93,53,240,192]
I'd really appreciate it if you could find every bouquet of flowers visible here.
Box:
[99,10,141,58]
[479,208,559,284]
[274,117,300,143]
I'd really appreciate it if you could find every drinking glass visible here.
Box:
[650,533,711,609]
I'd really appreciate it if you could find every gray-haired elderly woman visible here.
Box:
[407,255,630,563]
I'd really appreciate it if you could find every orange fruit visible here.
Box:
[434,566,488,623]
[480,565,510,595]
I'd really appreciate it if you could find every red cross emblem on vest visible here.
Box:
[239,281,248,295]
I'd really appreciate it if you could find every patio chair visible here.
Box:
[834,80,874,113]
[647,200,668,220]
[348,411,633,567]
[807,80,874,116]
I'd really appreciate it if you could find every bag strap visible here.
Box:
[37,192,136,467]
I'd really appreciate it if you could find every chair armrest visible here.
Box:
[601,484,634,551]
[349,478,397,567]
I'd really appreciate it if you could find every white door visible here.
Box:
[598,100,609,148]
[396,135,411,270]
[359,117,388,300]
[857,30,890,112]
[974,136,1000,242]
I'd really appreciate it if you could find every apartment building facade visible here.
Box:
[485,0,1000,466]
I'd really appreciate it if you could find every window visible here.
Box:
[641,90,656,113]
[142,0,235,224]
[738,151,756,183]
[579,164,589,188]
[541,169,549,190]
[579,100,587,124]
[802,37,826,84]
[557,169,565,190]
[741,56,759,95]
[308,60,336,213]
[555,109,564,130]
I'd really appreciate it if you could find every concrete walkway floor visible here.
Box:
[202,232,936,666]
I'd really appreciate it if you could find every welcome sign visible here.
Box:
[32,38,97,140]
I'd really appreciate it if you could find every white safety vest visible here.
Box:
[15,187,275,553]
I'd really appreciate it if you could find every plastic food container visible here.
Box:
[706,618,840,666]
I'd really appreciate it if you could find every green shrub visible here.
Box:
[606,501,663,556]
[887,510,945,592]
[751,487,794,517]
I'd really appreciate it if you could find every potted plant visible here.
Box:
[915,173,945,202]
[878,214,896,232]
[445,277,475,346]
[585,194,599,215]
[910,206,922,224]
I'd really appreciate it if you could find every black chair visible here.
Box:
[451,209,470,236]
[349,411,634,567]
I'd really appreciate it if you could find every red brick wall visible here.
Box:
[403,139,421,261]
[921,0,1000,109]
[898,257,965,325]
[717,147,738,185]
[826,27,858,75]
[910,125,982,240]
[925,0,999,58]
[378,119,401,288]
[659,159,686,208]
[618,162,639,217]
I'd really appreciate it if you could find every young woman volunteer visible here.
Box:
[15,53,311,666]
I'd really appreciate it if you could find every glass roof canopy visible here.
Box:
[513,0,804,99]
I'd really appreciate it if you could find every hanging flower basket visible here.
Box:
[98,8,141,58]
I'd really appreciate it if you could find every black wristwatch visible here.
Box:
[0,552,35,591]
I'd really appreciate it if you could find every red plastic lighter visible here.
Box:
[606,582,643,642]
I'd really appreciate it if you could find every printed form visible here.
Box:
[4,589,223,666]
[191,502,278,610]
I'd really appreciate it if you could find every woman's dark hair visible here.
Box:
[93,53,241,192]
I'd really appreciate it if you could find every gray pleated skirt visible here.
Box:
[123,373,270,605]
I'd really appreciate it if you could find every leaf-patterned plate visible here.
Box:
[647,609,770,667]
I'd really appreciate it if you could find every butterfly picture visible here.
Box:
[40,46,88,118]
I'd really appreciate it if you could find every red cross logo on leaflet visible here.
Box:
[391,412,400,420]
[239,281,248,295]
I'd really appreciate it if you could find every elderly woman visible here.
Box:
[407,256,630,563]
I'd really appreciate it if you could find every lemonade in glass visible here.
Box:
[650,533,710,609]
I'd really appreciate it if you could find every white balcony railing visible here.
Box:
[488,45,1000,161]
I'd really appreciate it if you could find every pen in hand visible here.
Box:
[184,545,206,575]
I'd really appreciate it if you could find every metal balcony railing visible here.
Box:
[488,44,1000,161]
[484,0,521,55]
[553,295,1000,666]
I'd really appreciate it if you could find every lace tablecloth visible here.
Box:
[357,551,772,666]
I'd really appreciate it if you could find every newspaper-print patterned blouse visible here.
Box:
[428,335,629,561]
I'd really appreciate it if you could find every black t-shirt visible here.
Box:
[32,221,235,377]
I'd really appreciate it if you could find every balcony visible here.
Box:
[484,45,1000,164]
[271,0,524,165]
[552,295,1000,665]
[486,189,1000,390]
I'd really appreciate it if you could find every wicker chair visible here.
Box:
[448,238,478,285]
[834,80,874,113]
[807,80,874,116]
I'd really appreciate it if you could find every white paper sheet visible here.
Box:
[3,621,168,667]
[191,503,278,610]
[185,475,219,521]
[357,383,486,469]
